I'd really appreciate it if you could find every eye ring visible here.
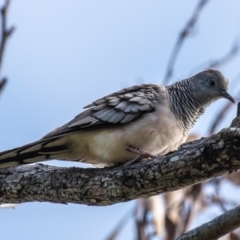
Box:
[208,79,216,87]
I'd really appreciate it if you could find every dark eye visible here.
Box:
[208,79,216,87]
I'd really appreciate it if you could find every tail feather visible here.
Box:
[0,139,69,169]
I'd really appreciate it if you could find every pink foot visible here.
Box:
[125,145,156,166]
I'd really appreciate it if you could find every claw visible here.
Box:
[125,145,156,166]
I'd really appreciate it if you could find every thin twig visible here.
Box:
[231,71,240,94]
[0,0,14,96]
[163,0,209,84]
[105,209,133,240]
[208,101,233,135]
[0,0,14,72]
[208,43,239,68]
[0,77,6,94]
[208,96,240,135]
[190,41,240,75]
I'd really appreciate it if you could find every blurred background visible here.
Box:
[0,0,240,239]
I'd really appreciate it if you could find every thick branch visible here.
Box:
[176,205,240,240]
[0,125,240,206]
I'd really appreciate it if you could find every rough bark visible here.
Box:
[0,117,240,205]
[176,205,240,240]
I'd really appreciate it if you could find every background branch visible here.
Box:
[176,205,240,240]
[163,0,209,84]
[0,0,14,71]
[192,42,240,72]
[0,0,14,96]
[0,77,6,95]
[208,101,234,135]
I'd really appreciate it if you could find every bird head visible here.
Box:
[196,69,235,104]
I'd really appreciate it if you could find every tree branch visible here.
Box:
[0,103,239,206]
[176,205,240,240]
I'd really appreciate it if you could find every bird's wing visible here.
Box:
[42,84,165,139]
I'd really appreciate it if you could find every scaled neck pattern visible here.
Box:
[166,77,206,136]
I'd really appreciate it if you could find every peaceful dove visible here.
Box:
[0,69,234,168]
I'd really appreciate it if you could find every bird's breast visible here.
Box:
[67,107,186,166]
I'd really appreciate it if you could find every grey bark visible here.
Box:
[176,205,240,240]
[0,116,240,205]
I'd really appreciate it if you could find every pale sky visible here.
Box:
[0,0,240,239]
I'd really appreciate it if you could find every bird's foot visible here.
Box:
[125,145,156,166]
[113,162,125,167]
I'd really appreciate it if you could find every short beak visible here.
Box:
[220,90,235,103]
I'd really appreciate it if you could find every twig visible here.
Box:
[0,0,14,96]
[208,93,240,135]
[208,101,233,135]
[190,41,240,75]
[176,205,240,240]
[0,0,14,72]
[0,77,6,94]
[105,209,133,240]
[208,43,239,68]
[231,71,240,94]
[163,0,209,84]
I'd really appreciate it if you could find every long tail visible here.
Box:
[0,138,69,169]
